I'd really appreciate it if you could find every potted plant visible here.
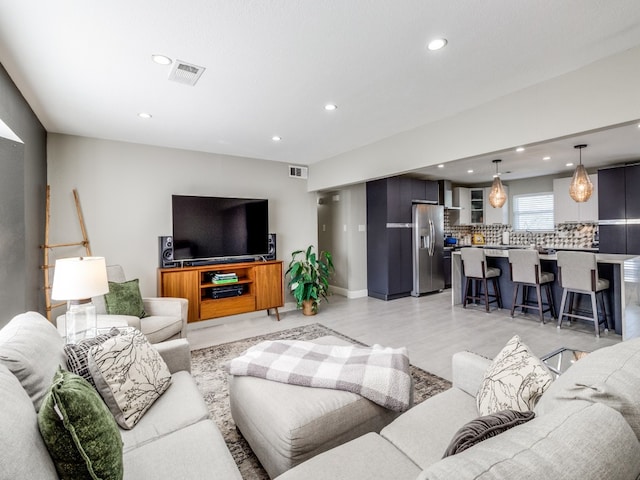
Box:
[286,245,335,315]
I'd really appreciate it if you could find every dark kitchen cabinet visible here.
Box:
[366,176,437,300]
[598,167,626,220]
[598,164,640,255]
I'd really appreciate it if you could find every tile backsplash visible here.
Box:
[444,211,597,248]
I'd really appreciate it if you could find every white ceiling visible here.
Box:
[1,1,640,181]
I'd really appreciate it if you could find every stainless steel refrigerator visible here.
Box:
[411,203,445,296]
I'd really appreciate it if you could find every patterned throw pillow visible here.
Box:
[442,409,535,457]
[64,327,120,388]
[104,279,147,318]
[476,335,553,416]
[88,329,171,429]
[37,367,123,480]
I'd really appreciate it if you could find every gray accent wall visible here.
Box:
[0,62,47,327]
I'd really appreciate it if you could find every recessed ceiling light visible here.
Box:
[566,162,574,167]
[152,54,172,65]
[138,112,152,119]
[324,104,337,111]
[543,156,551,161]
[427,38,447,51]
[437,164,444,168]
[467,169,474,173]
[516,147,525,152]
[272,136,282,142]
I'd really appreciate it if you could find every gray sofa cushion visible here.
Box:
[535,336,640,440]
[0,364,58,480]
[119,371,210,452]
[381,387,479,469]
[0,311,66,411]
[275,432,421,480]
[419,401,640,480]
[123,420,242,480]
[442,409,535,458]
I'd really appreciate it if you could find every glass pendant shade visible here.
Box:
[569,144,593,203]
[488,159,506,208]
[569,164,593,202]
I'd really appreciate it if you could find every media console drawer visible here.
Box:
[200,294,256,319]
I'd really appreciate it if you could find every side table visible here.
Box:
[540,347,589,377]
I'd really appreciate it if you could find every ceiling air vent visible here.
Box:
[168,60,205,86]
[289,165,308,179]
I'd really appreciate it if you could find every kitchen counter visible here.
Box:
[451,250,640,340]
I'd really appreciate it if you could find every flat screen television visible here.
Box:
[171,195,269,261]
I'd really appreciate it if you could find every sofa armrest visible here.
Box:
[451,351,492,397]
[143,297,188,338]
[143,297,187,318]
[154,338,191,374]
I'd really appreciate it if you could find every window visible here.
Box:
[513,193,554,231]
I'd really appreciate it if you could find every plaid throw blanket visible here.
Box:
[228,340,412,412]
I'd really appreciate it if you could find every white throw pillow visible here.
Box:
[88,329,171,429]
[476,335,553,416]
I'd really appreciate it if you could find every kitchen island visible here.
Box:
[451,247,640,340]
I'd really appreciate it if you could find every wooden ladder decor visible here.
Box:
[41,186,93,321]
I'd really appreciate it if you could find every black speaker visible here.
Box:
[266,233,276,261]
[158,236,176,268]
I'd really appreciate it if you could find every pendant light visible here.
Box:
[488,159,507,208]
[569,144,593,203]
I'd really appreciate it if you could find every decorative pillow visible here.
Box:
[476,335,553,416]
[442,409,535,457]
[104,279,147,318]
[37,367,123,480]
[88,329,171,429]
[64,327,120,388]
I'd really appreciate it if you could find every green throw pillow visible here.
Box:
[37,367,123,480]
[104,279,147,318]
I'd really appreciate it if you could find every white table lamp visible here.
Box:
[51,256,109,343]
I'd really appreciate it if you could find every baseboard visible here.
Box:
[330,285,368,299]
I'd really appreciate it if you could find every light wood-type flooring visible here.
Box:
[187,291,621,381]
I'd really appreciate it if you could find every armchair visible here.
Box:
[57,265,187,344]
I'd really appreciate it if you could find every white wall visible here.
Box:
[309,45,640,192]
[47,134,318,298]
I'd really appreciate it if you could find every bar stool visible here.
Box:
[508,249,557,324]
[460,248,502,312]
[556,251,612,338]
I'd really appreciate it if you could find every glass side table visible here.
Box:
[540,347,589,377]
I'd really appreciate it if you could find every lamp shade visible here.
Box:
[488,159,507,208]
[569,164,593,203]
[489,176,507,208]
[51,256,109,301]
[569,144,593,203]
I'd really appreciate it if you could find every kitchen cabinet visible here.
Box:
[452,187,470,225]
[366,176,438,300]
[553,175,598,223]
[470,188,484,224]
[484,185,509,224]
[453,186,508,225]
[598,164,640,255]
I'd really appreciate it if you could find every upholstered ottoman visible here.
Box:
[228,336,408,478]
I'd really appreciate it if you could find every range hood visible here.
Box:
[438,180,461,210]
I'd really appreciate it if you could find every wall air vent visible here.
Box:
[289,165,308,179]
[168,60,205,86]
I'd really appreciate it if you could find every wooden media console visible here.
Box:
[157,260,284,323]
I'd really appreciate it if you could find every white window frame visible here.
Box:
[513,192,554,232]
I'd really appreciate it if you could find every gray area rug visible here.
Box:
[190,323,452,480]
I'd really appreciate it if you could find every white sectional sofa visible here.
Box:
[276,339,640,480]
[0,311,241,480]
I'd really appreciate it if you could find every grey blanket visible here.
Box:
[229,340,412,411]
